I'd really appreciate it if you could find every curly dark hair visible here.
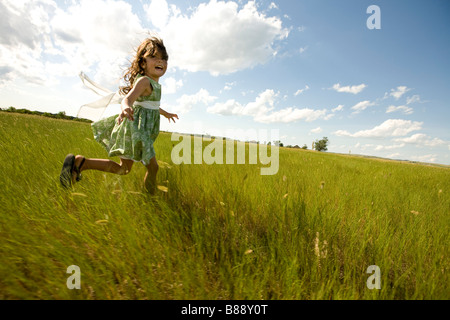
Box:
[119,37,169,95]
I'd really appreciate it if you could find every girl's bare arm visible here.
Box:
[118,77,152,124]
[159,107,179,123]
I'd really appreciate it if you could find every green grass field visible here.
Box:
[0,112,449,299]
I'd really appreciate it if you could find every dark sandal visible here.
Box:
[60,154,85,188]
[74,156,86,182]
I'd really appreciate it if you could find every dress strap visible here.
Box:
[135,74,161,88]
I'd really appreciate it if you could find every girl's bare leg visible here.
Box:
[144,157,159,194]
[74,155,134,178]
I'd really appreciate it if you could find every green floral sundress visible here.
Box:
[91,75,161,166]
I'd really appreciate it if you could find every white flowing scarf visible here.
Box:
[77,72,123,121]
[77,72,160,122]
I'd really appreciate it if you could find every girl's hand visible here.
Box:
[164,112,179,123]
[118,106,134,124]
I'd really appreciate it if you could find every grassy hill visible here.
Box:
[0,112,448,299]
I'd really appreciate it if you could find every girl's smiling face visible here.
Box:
[143,50,167,82]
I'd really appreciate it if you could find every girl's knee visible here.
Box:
[118,159,133,175]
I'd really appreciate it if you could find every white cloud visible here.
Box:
[333,119,423,138]
[255,107,327,123]
[0,0,145,88]
[381,92,389,100]
[374,143,405,151]
[50,0,144,86]
[351,100,375,114]
[221,81,236,92]
[268,2,278,10]
[242,89,277,116]
[159,0,290,75]
[406,95,421,105]
[145,0,170,30]
[410,154,438,163]
[0,42,47,86]
[173,88,217,114]
[207,99,243,116]
[0,0,57,85]
[208,89,329,123]
[332,83,366,94]
[386,105,414,115]
[310,127,323,134]
[357,144,379,151]
[163,77,183,94]
[393,133,448,147]
[0,0,53,49]
[294,85,309,96]
[390,86,411,100]
[0,0,290,86]
[386,153,402,159]
[207,89,277,117]
[332,104,344,112]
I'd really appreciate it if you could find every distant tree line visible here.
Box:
[277,137,329,152]
[239,138,329,151]
[0,107,92,123]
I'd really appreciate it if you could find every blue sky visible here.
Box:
[1,0,449,164]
